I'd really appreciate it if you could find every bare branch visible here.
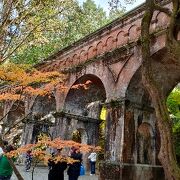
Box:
[0,0,13,28]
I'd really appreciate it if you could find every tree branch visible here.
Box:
[1,7,67,63]
[0,0,13,28]
[154,4,172,17]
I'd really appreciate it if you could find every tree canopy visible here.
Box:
[167,86,180,122]
[0,0,77,63]
[109,0,180,179]
[167,86,180,163]
[9,0,124,65]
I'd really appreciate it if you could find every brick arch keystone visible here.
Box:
[87,46,96,59]
[128,24,140,41]
[105,36,117,51]
[96,41,104,55]
[116,31,128,47]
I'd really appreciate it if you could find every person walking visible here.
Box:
[67,147,82,180]
[48,148,67,180]
[0,145,14,180]
[25,150,32,172]
[88,149,97,175]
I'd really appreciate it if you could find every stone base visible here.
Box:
[99,161,165,180]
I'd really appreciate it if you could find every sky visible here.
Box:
[78,0,145,13]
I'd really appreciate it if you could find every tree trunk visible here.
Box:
[8,159,24,180]
[141,74,180,180]
[141,1,180,179]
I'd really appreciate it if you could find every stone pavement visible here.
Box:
[12,165,98,180]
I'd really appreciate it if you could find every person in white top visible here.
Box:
[0,147,3,156]
[88,150,97,175]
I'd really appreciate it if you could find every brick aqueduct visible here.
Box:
[2,0,180,179]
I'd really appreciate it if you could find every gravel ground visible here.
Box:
[11,165,98,180]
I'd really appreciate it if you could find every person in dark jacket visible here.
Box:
[48,148,67,180]
[25,150,32,172]
[67,147,82,180]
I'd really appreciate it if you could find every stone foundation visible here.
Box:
[99,161,165,180]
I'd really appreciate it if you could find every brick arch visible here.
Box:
[155,11,170,28]
[61,58,67,67]
[96,41,104,55]
[64,74,106,116]
[125,47,180,100]
[150,48,180,97]
[65,57,72,67]
[116,31,128,46]
[79,49,87,63]
[125,68,152,106]
[63,73,107,150]
[124,68,157,164]
[105,36,116,51]
[128,25,140,41]
[125,60,151,105]
[88,46,96,59]
[72,54,79,66]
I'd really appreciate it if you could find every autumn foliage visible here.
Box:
[0,63,66,101]
[0,62,101,179]
[6,136,101,165]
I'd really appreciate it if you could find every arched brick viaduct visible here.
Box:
[2,0,180,179]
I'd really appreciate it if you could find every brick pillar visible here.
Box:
[104,101,125,162]
[99,100,125,179]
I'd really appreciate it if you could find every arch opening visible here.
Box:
[64,74,106,152]
[64,74,106,117]
[166,83,180,164]
[63,74,107,170]
[125,69,157,165]
[25,94,56,144]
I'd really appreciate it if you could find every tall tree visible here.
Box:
[0,62,65,180]
[0,0,76,64]
[11,0,107,64]
[109,0,180,179]
[11,0,112,65]
[141,1,180,179]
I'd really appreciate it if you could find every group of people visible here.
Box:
[0,141,97,180]
[48,147,97,180]
[48,146,83,180]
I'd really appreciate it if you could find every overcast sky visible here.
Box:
[78,0,145,13]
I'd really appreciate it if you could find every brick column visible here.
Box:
[99,100,125,179]
[104,100,125,162]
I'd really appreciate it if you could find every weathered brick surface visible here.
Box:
[99,162,165,180]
